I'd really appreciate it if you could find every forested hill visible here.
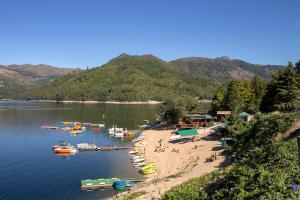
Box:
[22,54,283,101]
[23,54,218,101]
[0,64,75,99]
[171,56,282,82]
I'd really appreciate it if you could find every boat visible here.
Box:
[90,123,105,127]
[134,162,146,167]
[108,126,124,137]
[60,122,81,125]
[141,168,156,174]
[114,130,124,137]
[128,150,139,154]
[70,130,83,134]
[141,162,156,170]
[41,126,58,130]
[54,146,77,154]
[61,127,72,131]
[91,127,101,132]
[132,138,144,143]
[113,180,127,190]
[52,141,71,150]
[132,158,145,163]
[134,141,146,147]
[130,155,144,160]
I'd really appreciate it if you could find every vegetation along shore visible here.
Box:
[112,60,300,199]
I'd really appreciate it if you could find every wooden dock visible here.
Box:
[76,144,130,151]
[96,146,130,151]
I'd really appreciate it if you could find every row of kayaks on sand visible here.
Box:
[128,132,157,175]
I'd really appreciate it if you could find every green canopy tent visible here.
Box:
[176,128,198,136]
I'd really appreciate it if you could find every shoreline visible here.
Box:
[0,99,162,105]
[113,125,226,200]
[0,99,212,104]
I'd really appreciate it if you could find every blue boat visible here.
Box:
[113,180,127,189]
[113,180,135,189]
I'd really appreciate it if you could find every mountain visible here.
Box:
[23,54,219,101]
[0,64,75,99]
[22,54,283,101]
[170,56,282,82]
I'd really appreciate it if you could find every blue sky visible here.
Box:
[0,0,299,68]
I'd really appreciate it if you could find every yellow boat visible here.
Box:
[141,163,156,171]
[141,168,156,175]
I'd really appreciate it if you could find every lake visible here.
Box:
[0,101,158,200]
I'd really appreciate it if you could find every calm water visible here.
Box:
[0,101,158,200]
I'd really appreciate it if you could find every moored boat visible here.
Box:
[41,126,58,130]
[54,146,77,154]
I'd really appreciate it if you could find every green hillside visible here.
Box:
[20,54,283,101]
[163,112,300,199]
[23,54,218,101]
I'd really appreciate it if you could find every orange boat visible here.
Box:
[54,146,77,154]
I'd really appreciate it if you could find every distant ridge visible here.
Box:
[21,54,284,101]
[0,64,76,99]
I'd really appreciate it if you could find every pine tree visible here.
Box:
[261,62,300,112]
[210,86,226,114]
[249,75,266,112]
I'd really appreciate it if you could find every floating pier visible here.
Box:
[75,143,130,151]
[81,177,146,190]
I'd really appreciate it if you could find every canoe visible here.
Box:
[141,163,156,170]
[128,150,139,154]
[134,162,146,167]
[141,163,156,171]
[141,168,156,174]
[132,158,145,163]
[113,180,126,189]
[131,156,144,160]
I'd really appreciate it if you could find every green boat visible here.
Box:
[81,177,145,190]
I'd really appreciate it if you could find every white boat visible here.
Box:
[99,123,105,128]
[129,150,139,154]
[108,126,124,137]
[131,156,144,160]
[132,158,145,163]
[134,162,146,167]
[114,129,124,137]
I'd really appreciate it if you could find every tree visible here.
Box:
[223,80,252,112]
[248,75,266,112]
[160,96,199,124]
[296,60,300,74]
[210,86,226,115]
[261,62,300,112]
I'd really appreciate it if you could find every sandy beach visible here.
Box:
[113,126,226,200]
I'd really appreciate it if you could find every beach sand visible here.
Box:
[113,126,226,200]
